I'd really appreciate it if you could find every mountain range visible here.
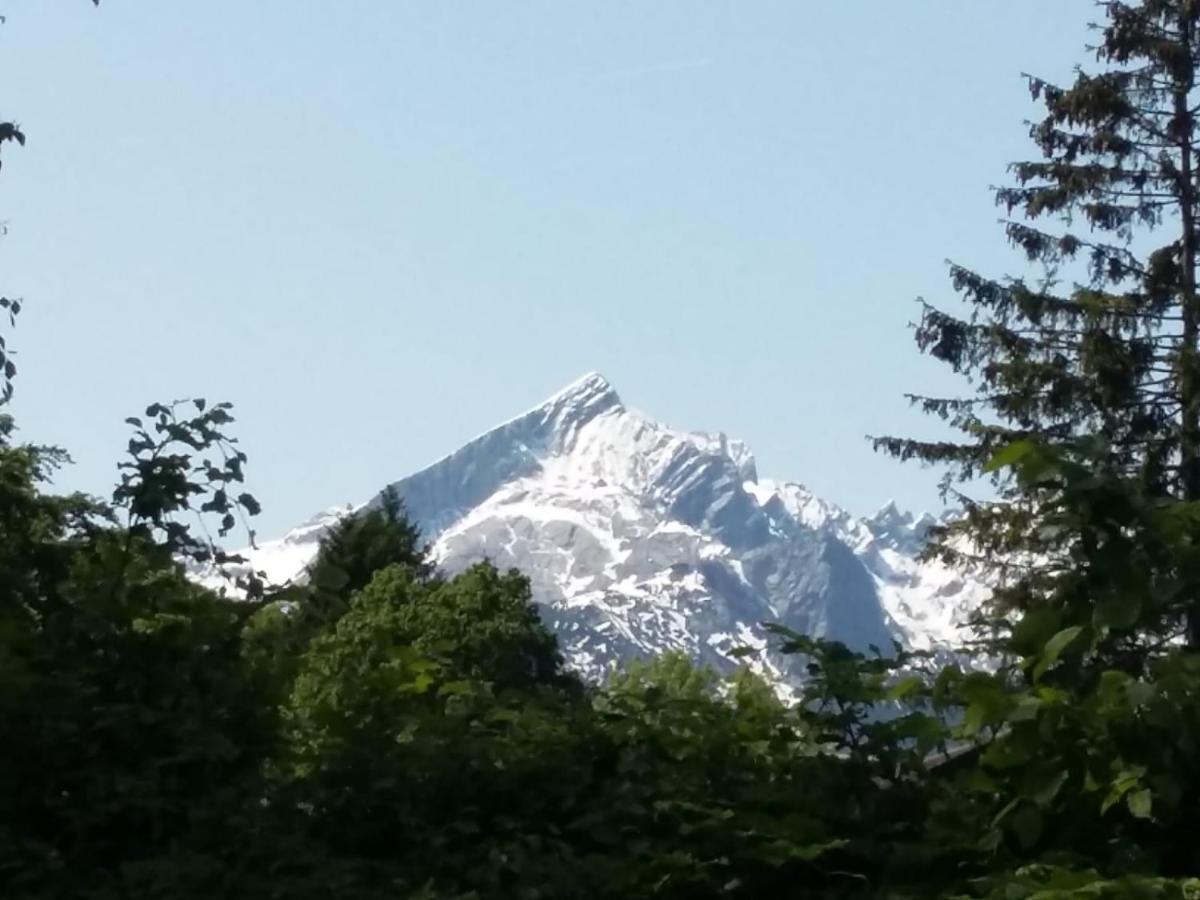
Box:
[217,374,987,687]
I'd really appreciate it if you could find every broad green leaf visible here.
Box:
[1126,680,1155,708]
[1021,767,1069,808]
[1097,669,1132,699]
[1127,788,1153,820]
[962,702,986,737]
[1010,804,1044,849]
[1008,695,1042,722]
[437,680,474,697]
[1010,606,1064,657]
[886,674,924,701]
[1102,768,1144,815]
[1032,626,1084,682]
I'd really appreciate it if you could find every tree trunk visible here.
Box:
[1177,9,1200,647]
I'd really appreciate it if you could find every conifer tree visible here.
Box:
[305,487,432,606]
[876,1,1200,644]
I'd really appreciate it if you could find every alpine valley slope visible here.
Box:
[228,373,987,686]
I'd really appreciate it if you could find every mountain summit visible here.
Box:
[231,374,985,686]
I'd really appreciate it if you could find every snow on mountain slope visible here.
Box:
[222,373,987,684]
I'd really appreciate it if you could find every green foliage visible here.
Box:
[116,398,262,568]
[1,110,28,405]
[240,488,434,698]
[894,442,1200,891]
[305,486,432,606]
[382,562,568,690]
[0,409,951,897]
[592,652,902,898]
[0,405,271,898]
[874,0,1200,645]
[867,7,1200,888]
[277,565,589,896]
[11,394,1200,898]
[10,402,1200,899]
[957,867,1200,900]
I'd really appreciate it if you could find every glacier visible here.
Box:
[217,373,987,686]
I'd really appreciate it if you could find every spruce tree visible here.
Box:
[876,1,1200,645]
[305,487,432,602]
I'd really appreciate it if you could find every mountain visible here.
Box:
[220,373,987,687]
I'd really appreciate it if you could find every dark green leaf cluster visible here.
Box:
[875,1,1200,530]
[0,408,272,899]
[305,487,433,610]
[0,410,897,897]
[115,399,261,567]
[13,412,1200,896]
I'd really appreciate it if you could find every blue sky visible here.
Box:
[1,1,1094,535]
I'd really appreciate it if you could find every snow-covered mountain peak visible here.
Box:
[872,499,909,524]
[506,371,625,445]
[865,501,941,555]
[543,371,622,416]
[221,374,988,686]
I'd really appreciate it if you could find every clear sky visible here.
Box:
[2,1,1095,536]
